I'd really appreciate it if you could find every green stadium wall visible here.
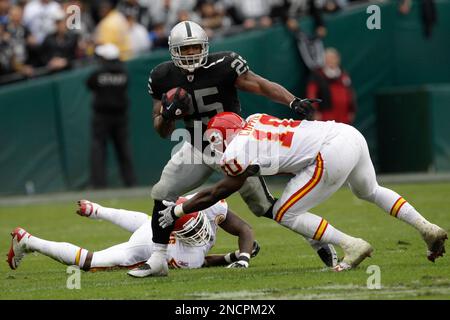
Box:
[1,0,449,195]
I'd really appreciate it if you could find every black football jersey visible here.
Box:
[148,51,249,148]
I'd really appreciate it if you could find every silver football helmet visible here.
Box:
[169,21,209,72]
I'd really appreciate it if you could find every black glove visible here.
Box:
[289,97,322,120]
[160,88,192,120]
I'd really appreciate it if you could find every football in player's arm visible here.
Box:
[150,52,321,139]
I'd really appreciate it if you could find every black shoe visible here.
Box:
[317,244,338,267]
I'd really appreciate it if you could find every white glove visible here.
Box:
[226,260,249,268]
[158,200,177,228]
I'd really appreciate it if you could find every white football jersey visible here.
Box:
[166,196,228,269]
[221,113,340,176]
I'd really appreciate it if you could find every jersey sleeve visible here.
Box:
[147,65,166,100]
[225,51,250,81]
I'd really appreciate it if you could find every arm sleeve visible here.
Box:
[148,67,165,100]
[227,51,250,81]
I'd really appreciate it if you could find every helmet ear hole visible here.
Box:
[206,112,245,152]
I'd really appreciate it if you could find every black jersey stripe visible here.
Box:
[185,21,192,38]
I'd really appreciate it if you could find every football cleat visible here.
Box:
[77,200,100,218]
[127,262,168,278]
[127,252,168,278]
[420,223,447,262]
[317,244,338,268]
[7,227,31,270]
[333,238,373,272]
[251,240,261,258]
[226,260,249,268]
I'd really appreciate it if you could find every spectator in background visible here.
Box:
[148,21,168,49]
[306,48,357,124]
[285,0,327,38]
[0,23,15,76]
[123,5,151,57]
[145,0,197,31]
[86,43,136,189]
[196,0,231,38]
[117,0,150,30]
[23,0,62,44]
[95,0,131,60]
[40,9,79,72]
[224,0,272,29]
[6,5,35,76]
[61,0,96,59]
[0,0,10,26]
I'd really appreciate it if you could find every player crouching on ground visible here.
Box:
[7,195,260,274]
[158,112,447,272]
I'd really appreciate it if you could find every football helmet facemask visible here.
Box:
[172,197,212,247]
[169,21,209,73]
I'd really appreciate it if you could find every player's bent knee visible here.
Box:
[150,182,171,201]
[351,185,377,202]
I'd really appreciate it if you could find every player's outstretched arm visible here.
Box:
[182,173,249,214]
[235,70,295,106]
[235,71,321,119]
[152,98,175,138]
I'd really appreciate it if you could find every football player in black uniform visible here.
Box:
[128,21,335,277]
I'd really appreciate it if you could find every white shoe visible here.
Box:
[77,200,101,218]
[333,238,373,272]
[127,254,168,278]
[420,223,447,262]
[7,227,31,270]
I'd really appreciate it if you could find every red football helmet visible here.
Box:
[172,197,212,246]
[206,112,246,154]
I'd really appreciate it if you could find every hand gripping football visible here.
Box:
[161,87,192,120]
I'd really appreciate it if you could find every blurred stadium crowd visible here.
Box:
[0,0,372,84]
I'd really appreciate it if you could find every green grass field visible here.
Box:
[1,183,449,300]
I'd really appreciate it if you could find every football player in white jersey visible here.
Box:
[159,112,447,272]
[7,195,260,273]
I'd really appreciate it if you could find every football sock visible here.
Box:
[304,237,324,251]
[147,243,167,268]
[280,212,356,248]
[362,186,430,232]
[27,236,88,268]
[93,205,149,233]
